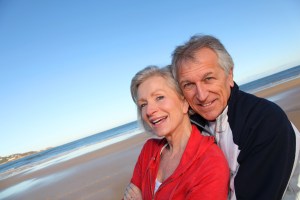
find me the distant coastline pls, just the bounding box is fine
[0,148,52,165]
[0,151,39,165]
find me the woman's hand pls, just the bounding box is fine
[123,183,142,200]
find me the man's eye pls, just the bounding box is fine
[183,82,194,90]
[205,77,213,81]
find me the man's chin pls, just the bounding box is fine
[198,112,218,121]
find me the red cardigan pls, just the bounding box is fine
[131,125,229,200]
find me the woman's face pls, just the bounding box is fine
[137,76,189,137]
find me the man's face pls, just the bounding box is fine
[178,48,234,121]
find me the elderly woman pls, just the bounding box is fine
[124,66,229,200]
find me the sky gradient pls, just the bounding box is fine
[1,0,300,156]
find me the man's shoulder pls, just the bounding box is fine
[230,87,283,118]
[228,87,291,145]
[230,88,290,131]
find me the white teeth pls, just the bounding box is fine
[201,102,212,107]
[151,117,166,124]
[153,119,161,124]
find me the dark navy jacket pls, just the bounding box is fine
[191,82,296,200]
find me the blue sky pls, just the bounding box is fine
[1,0,300,156]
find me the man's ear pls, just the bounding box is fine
[228,67,234,87]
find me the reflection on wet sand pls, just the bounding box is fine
[0,169,74,199]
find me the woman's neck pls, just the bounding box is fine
[164,117,192,156]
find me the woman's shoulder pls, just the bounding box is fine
[142,137,166,150]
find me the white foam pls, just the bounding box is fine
[0,129,143,180]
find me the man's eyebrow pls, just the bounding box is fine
[179,79,191,85]
[203,72,213,77]
[180,72,213,84]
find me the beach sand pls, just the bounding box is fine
[254,77,300,128]
[1,77,300,200]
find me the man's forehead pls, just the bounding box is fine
[178,61,212,77]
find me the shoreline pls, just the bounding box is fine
[0,132,151,200]
[254,76,300,98]
[0,128,142,179]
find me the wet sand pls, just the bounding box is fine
[1,77,300,200]
[0,133,151,200]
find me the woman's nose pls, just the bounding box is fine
[146,102,157,117]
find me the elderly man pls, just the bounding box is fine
[171,34,300,200]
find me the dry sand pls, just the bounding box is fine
[254,77,300,128]
[1,77,300,200]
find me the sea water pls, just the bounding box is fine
[0,121,142,181]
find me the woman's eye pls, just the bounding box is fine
[139,103,146,109]
[156,96,164,101]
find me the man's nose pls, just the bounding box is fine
[195,83,208,101]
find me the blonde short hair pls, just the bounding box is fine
[130,65,183,133]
